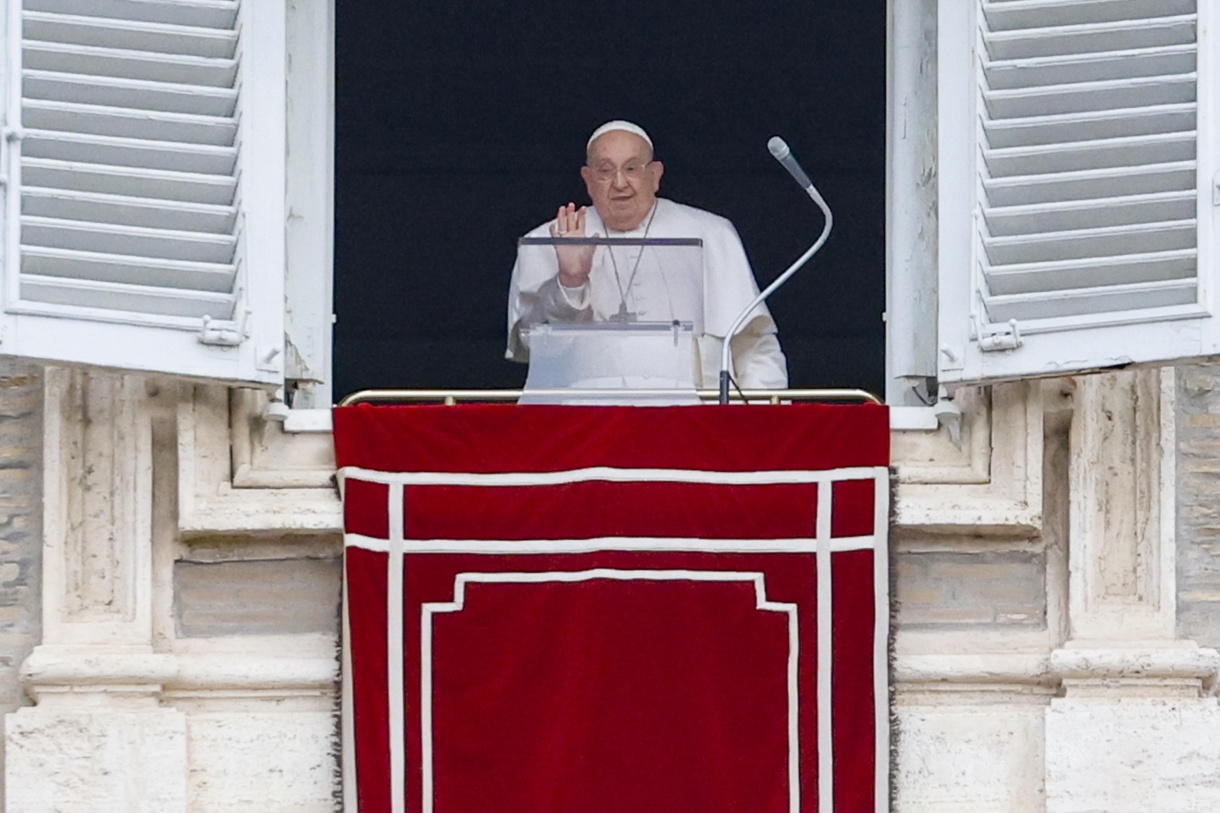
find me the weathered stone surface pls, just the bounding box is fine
[1045,698,1220,813]
[894,699,1046,812]
[1176,363,1220,646]
[186,707,337,812]
[0,362,41,810]
[895,550,1046,628]
[6,708,187,813]
[174,558,341,638]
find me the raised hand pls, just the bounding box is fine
[549,202,595,287]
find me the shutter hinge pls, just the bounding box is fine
[976,317,1023,352]
[198,313,248,347]
[0,127,19,190]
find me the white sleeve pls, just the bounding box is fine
[729,320,789,389]
[506,227,593,362]
[696,315,789,390]
[558,279,590,309]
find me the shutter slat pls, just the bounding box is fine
[983,131,1195,176]
[23,130,237,174]
[984,103,1194,149]
[983,73,1196,119]
[23,70,237,116]
[983,220,1196,266]
[25,0,238,30]
[23,246,236,292]
[984,279,1197,322]
[23,12,237,58]
[982,161,1196,206]
[24,41,238,87]
[20,275,236,319]
[23,100,236,146]
[23,158,237,205]
[984,249,1196,296]
[984,44,1195,90]
[982,0,1195,32]
[23,187,237,233]
[983,15,1195,60]
[983,191,1196,237]
[22,216,237,263]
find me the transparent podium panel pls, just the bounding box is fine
[510,237,704,404]
[520,322,699,405]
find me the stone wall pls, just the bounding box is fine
[894,548,1047,629]
[0,362,41,809]
[1176,362,1220,647]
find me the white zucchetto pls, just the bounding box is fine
[586,120,653,150]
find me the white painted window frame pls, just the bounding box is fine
[936,0,1220,386]
[284,0,335,407]
[0,0,288,387]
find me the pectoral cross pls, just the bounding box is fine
[609,301,638,323]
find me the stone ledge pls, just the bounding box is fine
[169,653,337,693]
[1050,643,1220,695]
[193,382,1047,539]
[21,645,337,703]
[894,382,1043,536]
[22,645,176,693]
[895,652,1054,689]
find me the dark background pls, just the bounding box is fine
[333,3,886,399]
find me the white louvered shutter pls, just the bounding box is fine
[0,0,285,385]
[937,0,1220,384]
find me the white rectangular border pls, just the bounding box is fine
[340,464,881,487]
[422,570,799,813]
[346,535,877,555]
[340,464,890,813]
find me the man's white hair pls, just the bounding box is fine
[586,120,653,151]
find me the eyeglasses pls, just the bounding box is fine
[587,161,653,182]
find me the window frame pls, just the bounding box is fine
[935,0,1220,387]
[0,0,288,387]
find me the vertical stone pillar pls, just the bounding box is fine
[5,368,185,813]
[1065,368,1172,643]
[1046,368,1220,813]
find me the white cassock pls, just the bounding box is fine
[506,198,789,389]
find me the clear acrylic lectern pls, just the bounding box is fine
[510,236,704,404]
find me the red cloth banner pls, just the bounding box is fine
[335,404,889,813]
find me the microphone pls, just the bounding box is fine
[767,136,813,190]
[768,136,830,212]
[719,137,833,404]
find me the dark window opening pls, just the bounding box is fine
[334,3,886,398]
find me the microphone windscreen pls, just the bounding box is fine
[767,136,790,159]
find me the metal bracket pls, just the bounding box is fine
[977,317,1022,352]
[198,312,248,347]
[262,387,290,422]
[0,127,17,190]
[257,344,282,373]
[932,386,963,445]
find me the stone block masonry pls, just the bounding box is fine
[0,361,42,808]
[1176,363,1220,647]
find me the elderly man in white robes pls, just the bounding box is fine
[506,120,789,390]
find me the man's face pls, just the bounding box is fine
[581,130,664,231]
